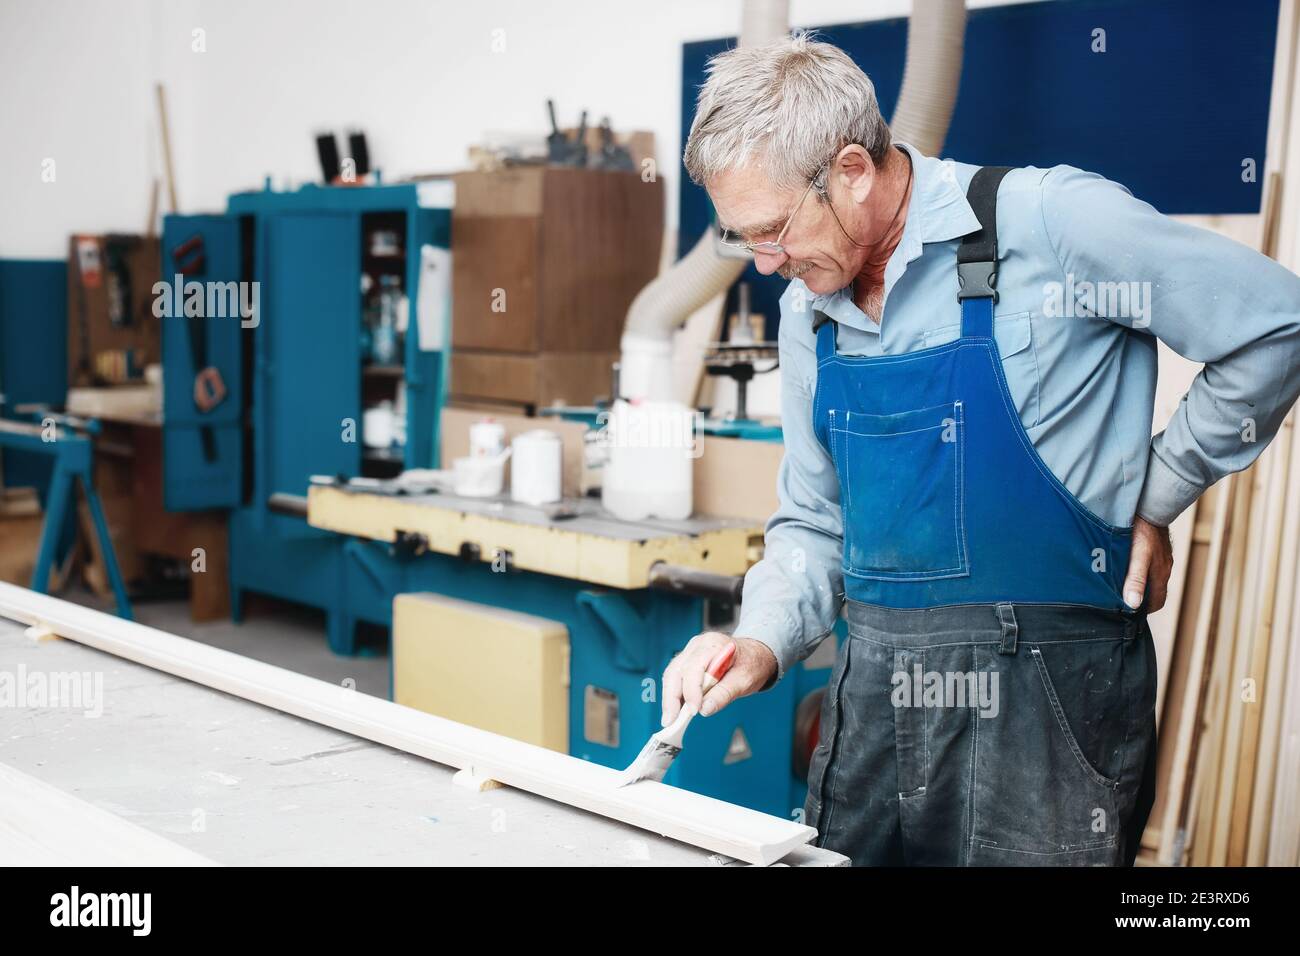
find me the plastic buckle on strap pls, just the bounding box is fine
[996,603,1018,655]
[957,260,999,303]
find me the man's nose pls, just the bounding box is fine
[752,249,787,276]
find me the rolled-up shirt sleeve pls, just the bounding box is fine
[1041,166,1300,527]
[735,289,845,681]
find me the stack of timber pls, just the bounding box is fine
[1138,3,1300,864]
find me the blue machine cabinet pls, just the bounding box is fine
[161,182,453,644]
[326,529,832,819]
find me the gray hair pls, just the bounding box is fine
[683,31,892,191]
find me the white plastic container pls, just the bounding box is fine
[601,399,695,521]
[363,401,395,449]
[617,332,675,402]
[510,430,563,506]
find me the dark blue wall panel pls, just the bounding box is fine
[0,259,68,495]
[680,0,1280,335]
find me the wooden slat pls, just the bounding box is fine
[1189,470,1256,865]
[1208,453,1274,864]
[0,583,815,866]
[1157,475,1235,864]
[0,762,214,866]
[1228,416,1295,863]
[1245,414,1300,863]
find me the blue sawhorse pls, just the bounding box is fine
[0,417,133,620]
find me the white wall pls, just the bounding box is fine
[0,0,951,259]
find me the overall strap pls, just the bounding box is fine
[813,312,837,362]
[957,166,1012,339]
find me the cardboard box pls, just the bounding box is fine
[451,167,663,354]
[450,349,616,410]
[694,435,783,523]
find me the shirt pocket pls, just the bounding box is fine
[828,401,970,581]
[921,311,1039,427]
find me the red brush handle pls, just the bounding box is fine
[700,641,737,694]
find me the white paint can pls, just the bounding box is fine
[510,429,563,506]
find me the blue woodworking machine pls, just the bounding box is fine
[158,180,833,818]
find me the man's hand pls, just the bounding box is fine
[1123,515,1174,611]
[661,633,778,725]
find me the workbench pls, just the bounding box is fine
[306,483,763,589]
[299,482,835,820]
[0,616,845,866]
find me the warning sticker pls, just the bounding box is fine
[723,726,752,765]
[584,685,619,748]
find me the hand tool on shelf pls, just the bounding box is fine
[169,233,224,461]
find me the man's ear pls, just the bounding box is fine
[832,144,875,204]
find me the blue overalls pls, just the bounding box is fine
[804,168,1159,866]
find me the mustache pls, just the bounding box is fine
[777,260,814,280]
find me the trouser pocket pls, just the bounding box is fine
[969,630,1155,865]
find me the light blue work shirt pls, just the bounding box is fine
[738,141,1300,678]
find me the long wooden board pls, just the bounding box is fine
[0,762,215,866]
[0,583,814,866]
[1157,475,1235,864]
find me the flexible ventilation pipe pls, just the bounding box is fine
[618,0,788,401]
[618,0,968,401]
[890,0,967,157]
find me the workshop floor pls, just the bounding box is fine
[58,587,392,698]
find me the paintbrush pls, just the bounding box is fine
[614,641,737,788]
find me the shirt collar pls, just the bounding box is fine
[806,141,981,333]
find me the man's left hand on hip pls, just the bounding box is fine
[1123,516,1174,612]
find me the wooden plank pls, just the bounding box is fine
[1263,0,1300,864]
[66,385,161,421]
[0,583,814,866]
[1268,585,1300,864]
[1186,478,1243,866]
[1157,474,1235,864]
[1189,469,1256,864]
[1142,493,1212,853]
[1245,415,1300,863]
[0,761,215,866]
[1208,454,1274,864]
[1228,415,1295,863]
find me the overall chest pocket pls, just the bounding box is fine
[829,401,969,580]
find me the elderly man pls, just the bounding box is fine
[659,33,1300,866]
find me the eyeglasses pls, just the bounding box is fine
[718,167,827,257]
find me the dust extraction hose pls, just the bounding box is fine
[618,0,968,400]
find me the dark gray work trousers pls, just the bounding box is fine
[805,602,1159,866]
